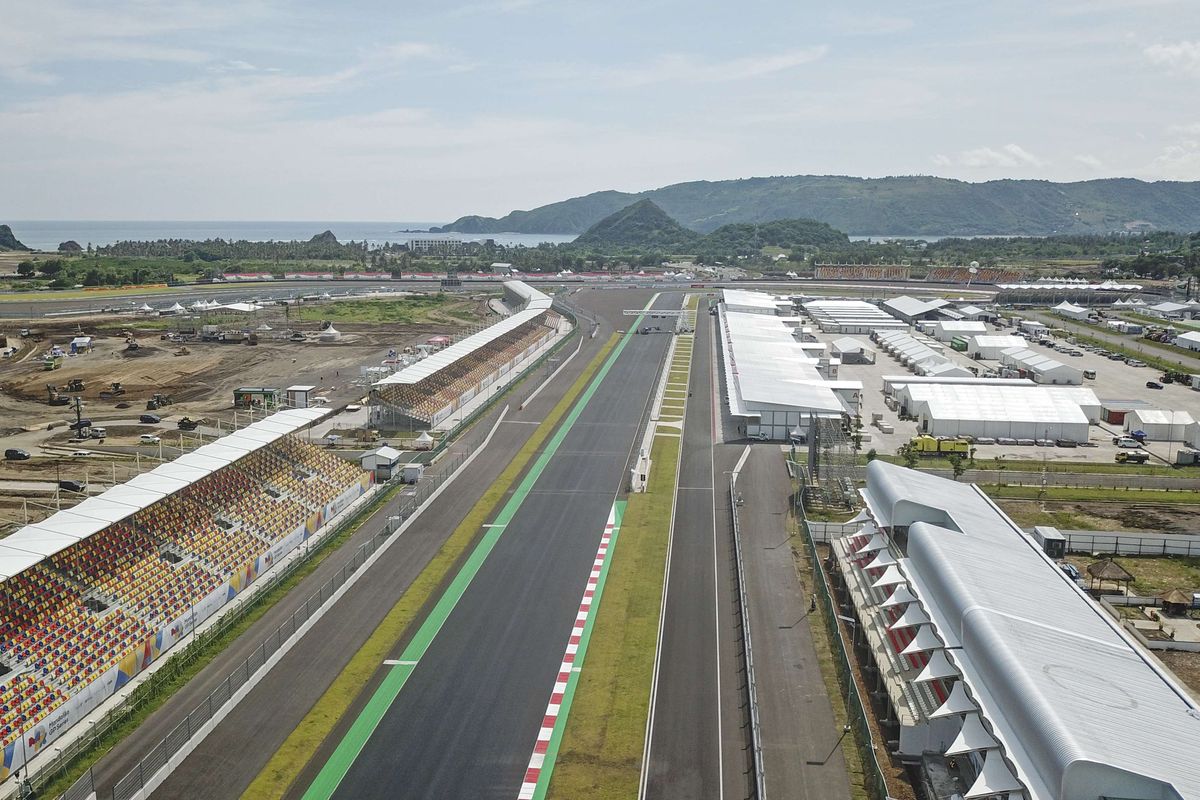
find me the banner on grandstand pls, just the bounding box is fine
[227,560,259,599]
[325,482,365,520]
[813,265,910,281]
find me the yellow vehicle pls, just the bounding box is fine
[910,435,941,453]
[938,438,970,455]
[909,435,970,456]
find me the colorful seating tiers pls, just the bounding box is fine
[375,312,558,422]
[0,434,367,753]
[0,675,68,750]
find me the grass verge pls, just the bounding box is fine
[546,433,680,800]
[37,481,409,800]
[982,484,1200,502]
[244,334,620,800]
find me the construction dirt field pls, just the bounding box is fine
[0,294,491,533]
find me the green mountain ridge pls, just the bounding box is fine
[432,175,1200,237]
[572,200,853,253]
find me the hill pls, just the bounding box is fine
[0,224,30,251]
[433,175,1200,237]
[700,218,849,253]
[572,199,700,250]
[309,230,339,244]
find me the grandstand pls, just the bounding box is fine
[814,264,910,281]
[0,409,371,781]
[925,267,1021,284]
[371,281,563,428]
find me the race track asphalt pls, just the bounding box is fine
[313,295,675,799]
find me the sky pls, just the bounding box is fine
[3,0,1200,221]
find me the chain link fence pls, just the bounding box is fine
[49,437,480,800]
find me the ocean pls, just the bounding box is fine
[5,221,577,252]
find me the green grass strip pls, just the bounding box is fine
[299,314,651,800]
[982,484,1200,503]
[546,435,681,800]
[245,334,620,800]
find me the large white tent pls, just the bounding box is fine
[999,347,1081,385]
[966,334,1027,360]
[1125,409,1196,441]
[896,383,1093,440]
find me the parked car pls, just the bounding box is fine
[58,479,87,493]
[139,413,161,424]
[70,450,92,457]
[1113,437,1142,448]
[4,448,31,460]
[1146,381,1164,389]
[139,434,161,444]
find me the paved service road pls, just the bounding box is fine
[298,297,675,799]
[738,445,851,800]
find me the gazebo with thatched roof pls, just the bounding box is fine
[1086,558,1134,595]
[1158,588,1193,616]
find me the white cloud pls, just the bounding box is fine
[933,143,1046,170]
[1144,40,1200,77]
[1074,153,1105,169]
[827,12,913,35]
[0,0,258,82]
[599,47,828,88]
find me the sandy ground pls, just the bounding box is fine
[0,297,488,532]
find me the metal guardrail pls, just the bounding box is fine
[728,470,766,800]
[50,440,478,800]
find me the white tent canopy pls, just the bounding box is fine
[965,751,1023,798]
[947,713,1000,755]
[914,648,959,683]
[900,625,944,655]
[931,680,978,718]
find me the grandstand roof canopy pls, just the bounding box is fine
[374,281,551,388]
[861,461,1200,800]
[0,407,330,580]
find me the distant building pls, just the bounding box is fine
[408,236,463,256]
